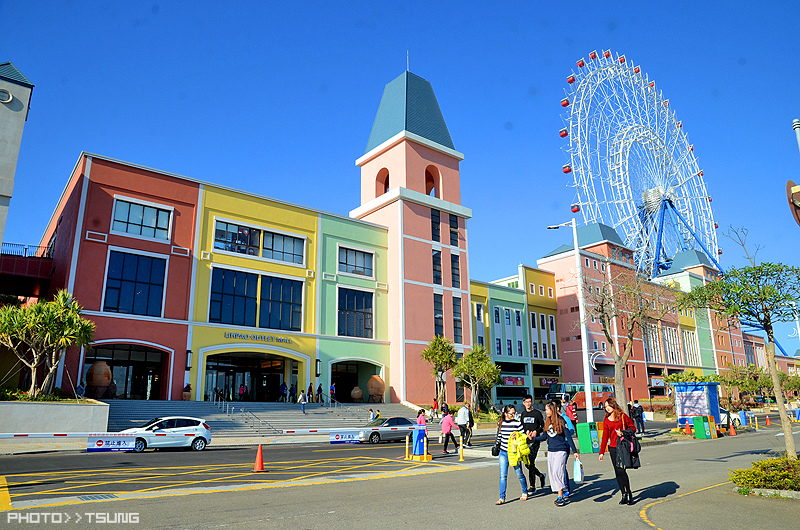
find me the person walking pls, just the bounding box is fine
[368,409,376,422]
[531,401,580,507]
[288,384,296,403]
[432,398,439,420]
[440,410,458,454]
[279,382,287,402]
[599,397,636,505]
[307,383,314,404]
[330,382,336,403]
[466,402,475,447]
[416,408,427,434]
[631,400,645,434]
[316,384,323,405]
[494,405,528,504]
[520,394,546,494]
[298,390,307,414]
[456,403,470,446]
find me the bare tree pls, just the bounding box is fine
[585,266,675,412]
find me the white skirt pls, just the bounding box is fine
[547,450,569,492]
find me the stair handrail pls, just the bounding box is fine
[211,390,235,416]
[240,408,281,436]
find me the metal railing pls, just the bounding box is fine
[0,243,52,258]
[211,391,235,416]
[240,409,280,436]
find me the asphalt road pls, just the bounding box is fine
[2,427,799,529]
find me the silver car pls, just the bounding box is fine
[358,417,415,444]
[121,416,211,452]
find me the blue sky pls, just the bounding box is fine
[2,1,800,350]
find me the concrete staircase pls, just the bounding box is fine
[102,400,419,437]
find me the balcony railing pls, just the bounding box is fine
[0,243,52,258]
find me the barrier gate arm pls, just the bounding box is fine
[283,425,427,434]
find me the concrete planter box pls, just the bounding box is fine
[0,400,109,433]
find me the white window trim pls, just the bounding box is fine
[548,287,554,298]
[212,216,308,268]
[336,242,377,281]
[335,284,377,339]
[208,263,306,332]
[538,285,544,296]
[110,195,174,244]
[100,246,170,319]
[529,283,535,294]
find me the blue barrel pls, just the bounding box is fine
[738,411,748,426]
[794,409,800,421]
[412,429,426,455]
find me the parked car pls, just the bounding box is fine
[121,417,211,452]
[357,417,414,444]
[718,408,740,427]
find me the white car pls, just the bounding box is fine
[121,416,211,452]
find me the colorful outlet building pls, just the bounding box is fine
[39,71,471,404]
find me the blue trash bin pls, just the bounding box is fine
[412,429,426,455]
[738,411,748,426]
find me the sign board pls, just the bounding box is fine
[673,382,721,426]
[329,432,360,444]
[540,377,559,386]
[650,377,665,388]
[87,434,135,452]
[503,376,525,386]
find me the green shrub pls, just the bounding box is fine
[0,387,78,402]
[729,457,800,492]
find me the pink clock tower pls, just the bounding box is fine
[350,72,472,404]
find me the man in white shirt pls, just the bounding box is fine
[456,403,471,446]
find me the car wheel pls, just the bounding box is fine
[369,432,380,444]
[134,438,147,453]
[191,437,207,451]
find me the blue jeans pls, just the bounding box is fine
[301,403,305,414]
[499,450,527,499]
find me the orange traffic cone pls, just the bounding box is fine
[684,421,692,436]
[253,444,265,472]
[766,415,772,426]
[729,423,737,436]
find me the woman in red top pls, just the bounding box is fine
[598,397,636,505]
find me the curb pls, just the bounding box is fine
[733,486,800,500]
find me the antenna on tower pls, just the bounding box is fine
[406,50,409,72]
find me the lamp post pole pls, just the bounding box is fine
[549,217,594,423]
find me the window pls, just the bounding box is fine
[593,340,599,350]
[477,336,484,347]
[475,303,483,322]
[590,315,595,323]
[113,199,171,240]
[338,288,373,338]
[529,283,535,294]
[214,221,260,256]
[515,310,521,327]
[494,307,500,324]
[530,312,536,328]
[539,285,545,296]
[449,214,459,246]
[496,338,502,355]
[505,308,511,325]
[260,275,303,331]
[585,258,590,267]
[602,342,607,351]
[540,314,546,330]
[601,263,606,272]
[548,287,554,298]
[542,343,548,359]
[263,231,304,264]
[432,251,442,285]
[209,268,258,326]
[531,342,538,358]
[451,254,460,288]
[593,260,597,269]
[549,315,555,331]
[455,381,464,402]
[338,247,374,277]
[431,209,440,242]
[453,297,462,344]
[507,339,512,355]
[517,341,523,356]
[104,251,166,317]
[434,294,444,337]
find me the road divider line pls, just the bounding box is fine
[640,481,728,529]
[0,477,12,511]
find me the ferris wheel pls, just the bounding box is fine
[560,49,722,278]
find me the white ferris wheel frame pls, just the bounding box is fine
[562,50,720,277]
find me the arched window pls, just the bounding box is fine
[425,166,440,198]
[375,168,389,197]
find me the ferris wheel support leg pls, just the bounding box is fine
[652,200,669,278]
[666,201,725,274]
[667,207,689,253]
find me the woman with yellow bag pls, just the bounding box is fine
[493,405,529,505]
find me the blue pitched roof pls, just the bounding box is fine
[365,71,454,154]
[541,223,626,258]
[0,62,33,87]
[666,249,716,272]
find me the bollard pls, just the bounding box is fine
[424,433,429,457]
[405,434,410,460]
[459,435,464,462]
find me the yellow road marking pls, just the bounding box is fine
[639,482,728,529]
[0,477,12,511]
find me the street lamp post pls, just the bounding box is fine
[548,217,594,423]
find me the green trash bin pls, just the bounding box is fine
[577,422,600,453]
[692,416,708,439]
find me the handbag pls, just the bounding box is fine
[573,459,584,483]
[491,425,501,456]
